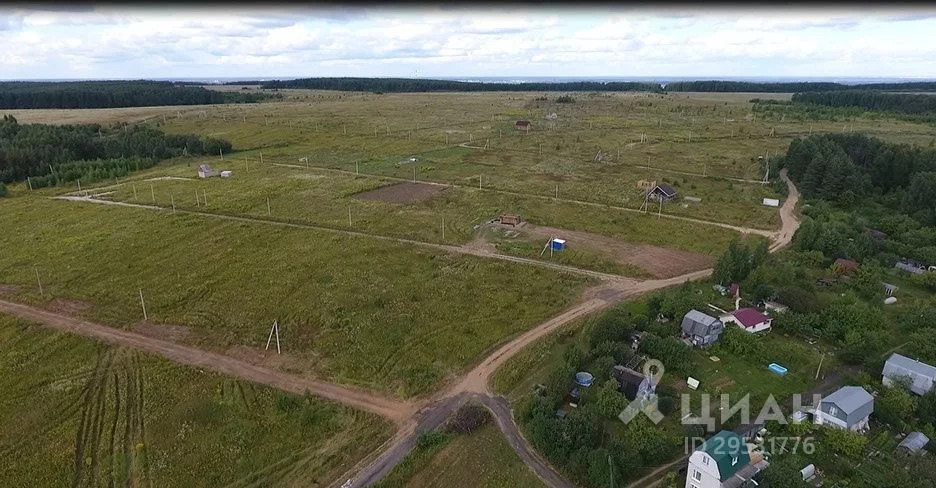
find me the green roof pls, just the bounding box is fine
[702,431,751,481]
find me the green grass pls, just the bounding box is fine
[375,424,545,488]
[0,195,592,398]
[0,314,392,487]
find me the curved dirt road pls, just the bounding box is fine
[17,173,801,488]
[338,172,800,488]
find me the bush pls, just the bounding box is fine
[0,182,6,197]
[445,403,490,434]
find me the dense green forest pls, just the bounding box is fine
[792,90,936,115]
[666,80,936,93]
[0,81,277,109]
[242,77,664,93]
[0,115,231,188]
[783,134,936,222]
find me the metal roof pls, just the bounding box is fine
[886,353,936,378]
[731,308,770,328]
[822,386,873,415]
[899,432,930,452]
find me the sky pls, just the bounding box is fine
[2,6,936,80]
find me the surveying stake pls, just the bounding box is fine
[265,320,281,354]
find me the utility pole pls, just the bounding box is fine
[34,266,43,297]
[815,353,825,380]
[348,207,352,227]
[139,289,147,321]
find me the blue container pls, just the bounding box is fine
[551,238,566,251]
[575,372,594,387]
[768,363,788,376]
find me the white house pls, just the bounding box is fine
[685,430,767,488]
[814,386,874,432]
[882,353,936,396]
[720,308,772,334]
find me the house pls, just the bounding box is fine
[814,386,874,432]
[611,365,655,401]
[197,164,218,178]
[681,310,725,347]
[898,432,930,454]
[685,430,768,488]
[720,308,772,334]
[514,120,532,131]
[832,258,860,276]
[882,353,936,396]
[647,183,678,202]
[761,300,789,313]
[895,260,926,275]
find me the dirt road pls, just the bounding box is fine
[32,173,801,488]
[53,194,625,282]
[0,299,415,424]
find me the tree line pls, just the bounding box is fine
[792,91,936,115]
[240,77,664,93]
[0,81,277,109]
[666,80,936,93]
[0,115,232,187]
[783,133,936,224]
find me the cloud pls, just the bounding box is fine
[1,9,935,79]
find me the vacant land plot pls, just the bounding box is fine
[0,196,590,397]
[521,224,712,278]
[375,424,544,488]
[0,314,392,487]
[353,182,449,203]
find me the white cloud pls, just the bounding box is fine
[0,8,935,79]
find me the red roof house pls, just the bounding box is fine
[721,307,772,333]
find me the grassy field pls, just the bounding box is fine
[0,313,392,487]
[0,195,592,398]
[375,424,544,488]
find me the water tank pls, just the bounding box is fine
[884,296,898,305]
[574,372,594,387]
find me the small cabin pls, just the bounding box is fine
[647,183,678,202]
[198,164,219,178]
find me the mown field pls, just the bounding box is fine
[0,196,591,397]
[0,314,392,487]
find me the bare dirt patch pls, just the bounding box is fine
[225,344,305,373]
[131,321,191,342]
[525,224,713,279]
[46,298,92,316]
[353,182,448,204]
[0,284,20,296]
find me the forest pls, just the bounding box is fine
[666,80,936,93]
[783,133,936,224]
[244,77,664,93]
[0,81,277,109]
[792,91,936,115]
[0,115,231,188]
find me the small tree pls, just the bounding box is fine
[0,182,7,197]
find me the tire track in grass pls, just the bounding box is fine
[134,353,154,488]
[73,350,114,488]
[106,370,121,488]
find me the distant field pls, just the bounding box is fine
[375,423,544,488]
[0,196,591,397]
[0,314,392,487]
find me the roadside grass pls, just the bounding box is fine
[0,196,592,398]
[0,314,392,487]
[374,424,544,488]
